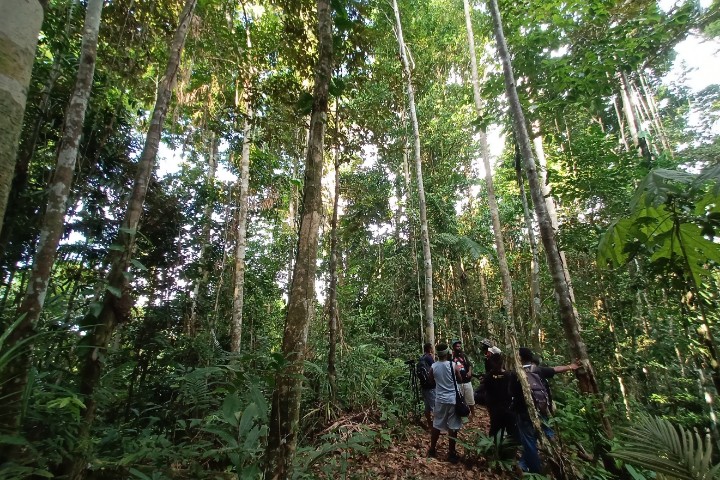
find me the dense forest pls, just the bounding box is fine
[1,0,720,478]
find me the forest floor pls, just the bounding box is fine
[325,407,516,479]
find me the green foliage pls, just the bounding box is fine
[598,167,720,288]
[612,415,720,480]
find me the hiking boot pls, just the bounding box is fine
[427,448,437,458]
[448,453,460,464]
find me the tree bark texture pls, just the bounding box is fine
[264,0,333,476]
[0,0,44,238]
[0,0,103,436]
[61,1,197,476]
[488,0,607,416]
[231,97,253,352]
[392,0,435,347]
[463,0,515,325]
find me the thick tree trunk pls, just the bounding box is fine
[0,0,103,436]
[263,0,333,476]
[231,98,253,352]
[488,0,611,437]
[0,0,44,238]
[60,1,196,476]
[463,0,515,325]
[187,132,218,335]
[392,0,434,347]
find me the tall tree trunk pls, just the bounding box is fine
[463,0,515,326]
[60,1,196,476]
[230,21,254,353]
[487,0,611,437]
[0,0,103,437]
[264,0,333,476]
[619,70,652,165]
[392,0,434,347]
[187,132,218,335]
[231,96,253,352]
[532,127,579,320]
[515,148,542,351]
[327,116,340,403]
[0,0,44,238]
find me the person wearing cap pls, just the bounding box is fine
[480,338,495,373]
[427,343,463,463]
[451,339,475,417]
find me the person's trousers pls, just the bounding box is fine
[515,413,553,473]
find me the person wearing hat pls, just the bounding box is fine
[480,338,497,374]
[427,344,463,463]
[451,339,475,417]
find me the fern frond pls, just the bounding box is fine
[611,415,719,480]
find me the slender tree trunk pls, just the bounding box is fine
[487,0,611,437]
[59,2,196,476]
[619,70,652,165]
[392,0,434,347]
[515,149,542,351]
[230,22,254,353]
[463,0,515,327]
[0,0,103,436]
[532,128,579,319]
[264,0,333,476]
[231,98,253,352]
[187,132,218,335]
[0,0,44,237]
[327,117,340,403]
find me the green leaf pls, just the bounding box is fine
[108,244,125,252]
[106,285,122,298]
[130,259,148,271]
[222,393,242,427]
[238,402,259,437]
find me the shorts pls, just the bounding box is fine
[422,388,436,413]
[460,382,475,406]
[433,402,463,432]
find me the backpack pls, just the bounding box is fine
[523,365,550,416]
[417,357,435,388]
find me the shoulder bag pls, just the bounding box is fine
[450,361,470,417]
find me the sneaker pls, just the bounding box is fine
[427,448,437,458]
[448,453,460,464]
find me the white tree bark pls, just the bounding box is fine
[231,99,253,352]
[463,0,515,326]
[0,0,103,436]
[0,0,44,236]
[392,0,435,346]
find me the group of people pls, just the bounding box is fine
[418,338,579,473]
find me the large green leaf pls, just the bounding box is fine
[612,415,720,480]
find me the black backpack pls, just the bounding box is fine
[523,365,550,416]
[417,357,435,388]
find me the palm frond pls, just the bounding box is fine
[611,415,720,480]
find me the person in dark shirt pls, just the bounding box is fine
[419,343,436,429]
[509,347,579,473]
[483,350,514,439]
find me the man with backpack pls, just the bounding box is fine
[417,343,436,429]
[509,347,579,473]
